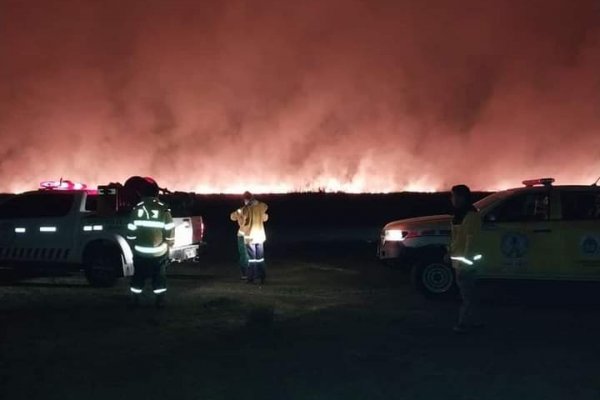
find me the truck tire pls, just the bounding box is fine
[411,257,456,299]
[83,241,123,287]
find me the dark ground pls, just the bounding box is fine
[1,193,600,400]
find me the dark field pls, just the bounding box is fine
[1,193,600,400]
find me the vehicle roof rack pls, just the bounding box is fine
[522,178,555,187]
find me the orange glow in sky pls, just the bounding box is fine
[1,1,599,194]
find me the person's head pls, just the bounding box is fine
[140,180,159,198]
[243,191,253,205]
[451,184,472,209]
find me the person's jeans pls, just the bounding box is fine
[237,235,249,276]
[455,267,480,326]
[246,242,265,281]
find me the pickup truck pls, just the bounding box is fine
[378,178,600,298]
[0,188,204,286]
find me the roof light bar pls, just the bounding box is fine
[522,178,555,187]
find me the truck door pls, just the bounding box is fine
[556,190,600,279]
[476,189,562,279]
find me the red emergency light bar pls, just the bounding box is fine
[522,178,555,187]
[40,179,94,192]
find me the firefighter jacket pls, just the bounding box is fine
[450,210,481,269]
[236,200,269,244]
[126,197,175,258]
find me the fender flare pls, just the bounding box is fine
[80,233,134,277]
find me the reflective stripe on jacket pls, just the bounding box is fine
[127,197,174,258]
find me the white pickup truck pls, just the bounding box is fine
[0,188,204,286]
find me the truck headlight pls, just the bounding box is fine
[384,229,406,241]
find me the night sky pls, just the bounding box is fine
[1,0,599,193]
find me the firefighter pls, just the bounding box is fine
[126,184,174,308]
[449,184,484,333]
[230,204,250,280]
[239,191,269,284]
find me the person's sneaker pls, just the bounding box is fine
[155,295,165,309]
[453,324,470,334]
[241,275,248,281]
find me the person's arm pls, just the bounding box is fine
[126,208,138,241]
[164,209,175,247]
[230,208,243,222]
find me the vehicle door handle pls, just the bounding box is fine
[532,228,552,233]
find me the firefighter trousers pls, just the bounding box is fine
[246,242,265,282]
[131,255,169,295]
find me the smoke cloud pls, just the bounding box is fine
[1,0,599,193]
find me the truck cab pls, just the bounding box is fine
[378,179,600,297]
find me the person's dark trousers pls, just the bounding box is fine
[455,267,480,327]
[130,254,169,295]
[237,235,249,277]
[246,242,265,282]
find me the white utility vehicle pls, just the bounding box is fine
[0,178,204,286]
[378,178,600,297]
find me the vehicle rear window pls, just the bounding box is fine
[0,193,75,218]
[561,191,600,220]
[85,195,98,212]
[490,191,551,222]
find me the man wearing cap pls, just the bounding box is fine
[449,184,484,333]
[238,191,269,284]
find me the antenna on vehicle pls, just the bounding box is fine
[593,176,600,186]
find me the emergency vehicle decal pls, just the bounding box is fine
[501,233,529,258]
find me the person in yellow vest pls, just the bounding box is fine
[449,184,484,333]
[230,203,250,280]
[126,184,174,308]
[239,191,269,284]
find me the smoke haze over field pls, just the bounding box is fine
[1,0,599,193]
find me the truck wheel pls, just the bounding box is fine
[411,259,456,299]
[83,242,122,288]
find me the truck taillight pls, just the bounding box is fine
[191,217,204,243]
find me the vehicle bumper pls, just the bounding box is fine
[169,243,201,262]
[377,241,414,266]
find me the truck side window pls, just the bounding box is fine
[85,195,98,212]
[491,192,550,222]
[0,193,75,218]
[561,191,600,220]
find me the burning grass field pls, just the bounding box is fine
[1,193,600,400]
